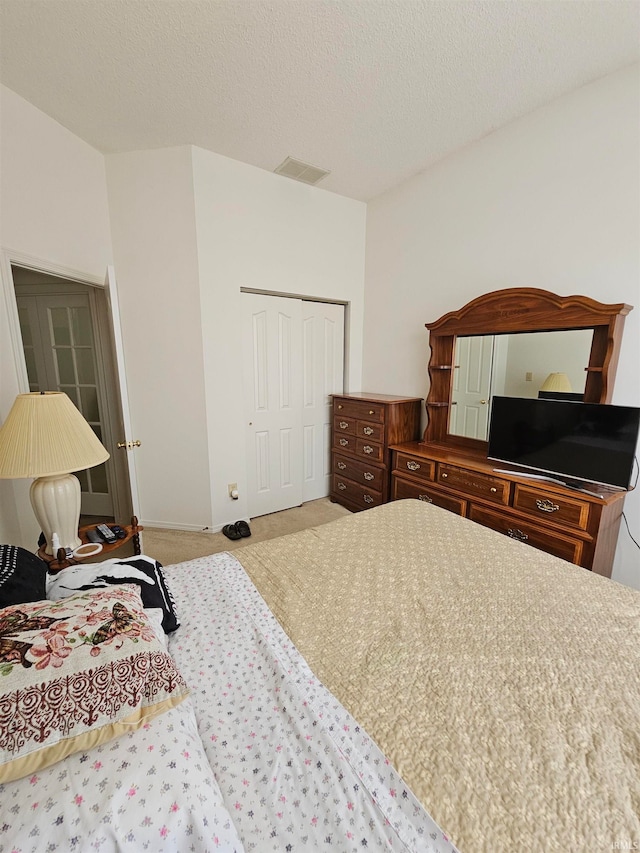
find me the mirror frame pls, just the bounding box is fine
[422,287,632,452]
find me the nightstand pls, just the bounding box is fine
[38,516,144,573]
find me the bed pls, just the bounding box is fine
[1,499,639,851]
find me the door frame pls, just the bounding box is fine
[0,249,137,524]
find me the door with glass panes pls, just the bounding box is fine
[16,291,113,517]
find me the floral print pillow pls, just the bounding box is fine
[0,584,189,783]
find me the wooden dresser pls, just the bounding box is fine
[391,441,626,577]
[330,393,422,512]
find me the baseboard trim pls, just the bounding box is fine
[140,520,218,533]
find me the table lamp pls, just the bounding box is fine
[0,391,110,555]
[540,372,572,393]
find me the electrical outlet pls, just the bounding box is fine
[525,372,533,381]
[228,483,238,499]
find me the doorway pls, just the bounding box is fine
[450,334,495,440]
[242,292,345,517]
[12,266,133,524]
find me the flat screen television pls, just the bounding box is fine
[538,391,584,402]
[487,397,640,492]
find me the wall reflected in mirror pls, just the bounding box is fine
[449,329,593,440]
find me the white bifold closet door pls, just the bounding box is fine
[242,293,344,518]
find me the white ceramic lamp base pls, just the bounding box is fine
[30,473,82,555]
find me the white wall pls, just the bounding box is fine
[0,84,366,540]
[502,330,593,398]
[0,85,113,546]
[105,145,366,532]
[105,147,211,530]
[364,64,640,588]
[191,147,366,529]
[0,87,113,276]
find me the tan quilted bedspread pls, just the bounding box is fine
[235,499,640,853]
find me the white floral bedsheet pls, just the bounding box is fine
[0,697,243,852]
[1,550,458,853]
[166,552,457,853]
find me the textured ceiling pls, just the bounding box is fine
[0,0,638,201]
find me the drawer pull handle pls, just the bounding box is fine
[363,426,374,436]
[337,404,343,409]
[339,421,349,429]
[363,472,374,481]
[406,460,421,471]
[441,472,448,479]
[363,445,374,454]
[507,528,529,542]
[363,494,374,504]
[337,461,347,470]
[536,498,560,513]
[339,438,349,446]
[368,410,375,415]
[418,494,433,503]
[337,482,347,490]
[490,487,497,493]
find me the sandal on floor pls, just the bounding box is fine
[235,520,251,538]
[222,523,242,541]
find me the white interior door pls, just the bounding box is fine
[104,266,141,522]
[451,334,494,439]
[243,294,304,517]
[301,300,344,501]
[243,294,345,517]
[15,291,113,516]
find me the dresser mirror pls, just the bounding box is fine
[449,328,593,440]
[422,288,632,451]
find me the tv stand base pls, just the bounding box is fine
[491,469,614,500]
[390,441,627,578]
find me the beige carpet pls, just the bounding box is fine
[140,498,352,566]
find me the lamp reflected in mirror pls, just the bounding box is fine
[538,371,585,402]
[540,372,572,393]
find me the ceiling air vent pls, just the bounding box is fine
[274,156,330,186]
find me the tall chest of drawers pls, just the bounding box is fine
[391,441,627,578]
[330,393,422,512]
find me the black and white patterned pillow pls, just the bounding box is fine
[0,545,48,607]
[46,555,180,633]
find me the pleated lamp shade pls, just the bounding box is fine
[0,392,110,555]
[0,392,109,478]
[539,372,572,393]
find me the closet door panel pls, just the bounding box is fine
[243,293,304,516]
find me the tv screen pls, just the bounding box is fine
[537,391,584,402]
[487,397,640,491]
